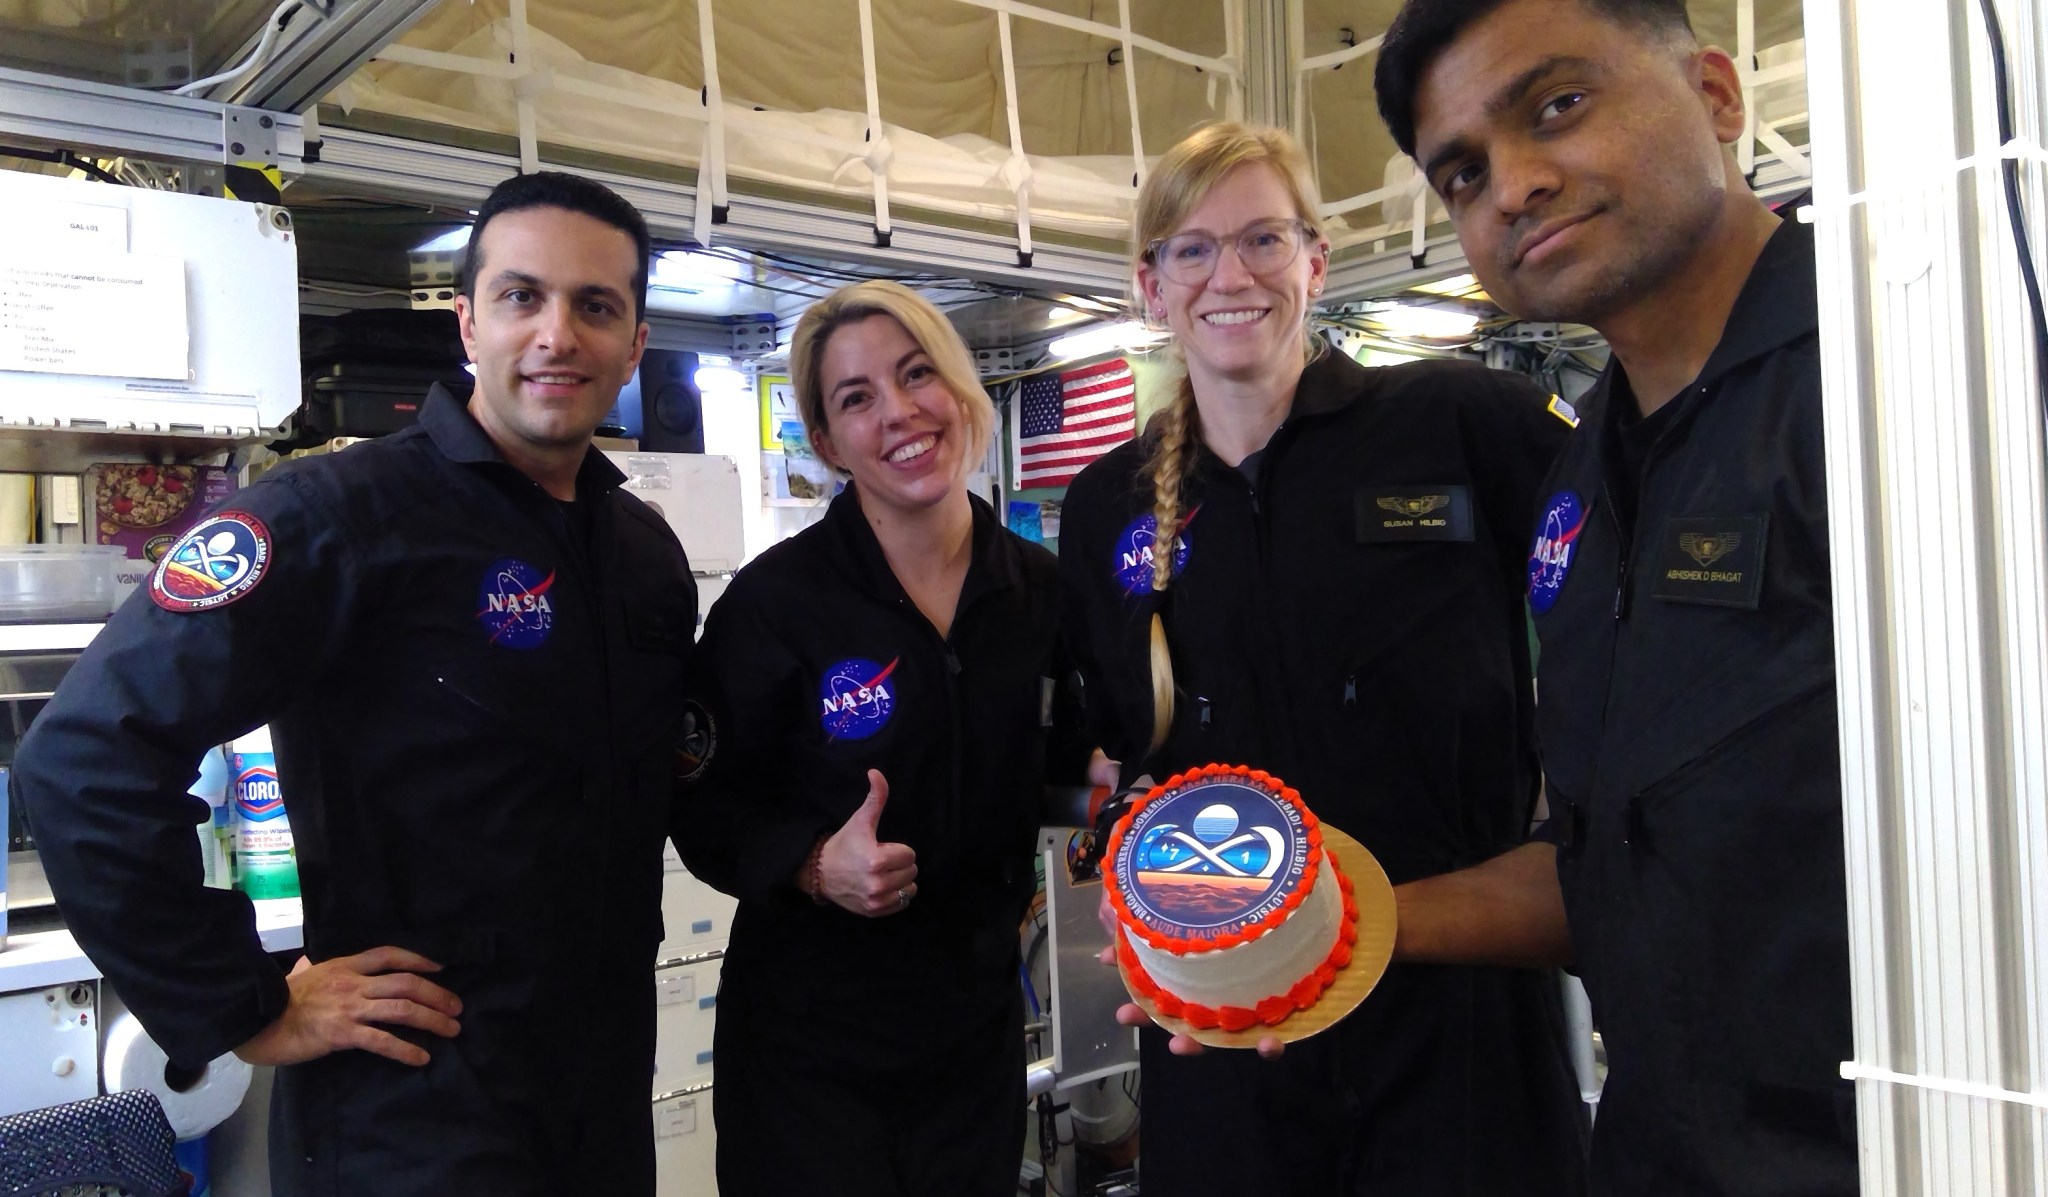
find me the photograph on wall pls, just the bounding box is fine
[758,373,798,451]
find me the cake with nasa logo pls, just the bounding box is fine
[1104,764,1364,1035]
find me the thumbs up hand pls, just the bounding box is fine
[816,769,920,917]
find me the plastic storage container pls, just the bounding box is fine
[0,546,124,622]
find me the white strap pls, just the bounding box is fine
[1297,33,1383,73]
[995,5,1034,258]
[951,0,1235,75]
[1755,121,1811,181]
[857,0,893,237]
[1118,0,1146,189]
[373,43,522,79]
[1841,1062,2048,1111]
[509,0,538,173]
[1287,0,1306,142]
[1738,0,1756,176]
[1807,138,2048,214]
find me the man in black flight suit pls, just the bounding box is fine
[1370,1,1856,1194]
[13,171,697,1195]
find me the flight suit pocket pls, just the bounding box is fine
[626,598,693,655]
[1547,786,1605,990]
[431,664,580,762]
[1621,682,1847,1130]
[275,1051,347,1197]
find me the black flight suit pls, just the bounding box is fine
[13,386,697,1196]
[1530,218,1857,1195]
[677,488,1089,1197]
[1059,348,1589,1195]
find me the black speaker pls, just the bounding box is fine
[638,349,704,453]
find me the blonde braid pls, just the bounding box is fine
[1141,375,1200,754]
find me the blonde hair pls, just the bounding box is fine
[788,279,996,479]
[1133,122,1328,753]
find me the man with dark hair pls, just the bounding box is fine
[1375,0,1697,163]
[458,170,652,319]
[1370,2,1857,1194]
[15,170,696,1194]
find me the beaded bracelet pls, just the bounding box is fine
[805,836,828,906]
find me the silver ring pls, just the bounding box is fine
[897,887,911,910]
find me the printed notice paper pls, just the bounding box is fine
[19,200,128,253]
[0,249,189,380]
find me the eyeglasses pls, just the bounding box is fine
[1145,218,1315,285]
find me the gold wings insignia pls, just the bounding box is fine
[1376,494,1451,518]
[1680,532,1740,567]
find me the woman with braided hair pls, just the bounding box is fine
[1058,122,1589,1194]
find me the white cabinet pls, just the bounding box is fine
[654,1087,718,1196]
[0,982,98,1117]
[659,842,738,959]
[652,847,728,1196]
[652,957,722,1095]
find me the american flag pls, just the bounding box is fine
[1013,359,1137,488]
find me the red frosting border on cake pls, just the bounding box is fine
[1119,849,1361,1031]
[1103,763,1323,955]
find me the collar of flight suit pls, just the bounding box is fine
[816,483,1025,618]
[1282,342,1374,421]
[1167,344,1369,487]
[1691,211,1820,391]
[1579,210,1820,445]
[419,382,629,498]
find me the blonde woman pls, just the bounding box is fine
[1058,123,1588,1193]
[676,280,1089,1196]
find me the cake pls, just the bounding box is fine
[1104,764,1359,1033]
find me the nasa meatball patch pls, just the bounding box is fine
[150,512,272,612]
[1528,491,1586,616]
[1111,512,1193,595]
[477,558,557,649]
[819,656,898,742]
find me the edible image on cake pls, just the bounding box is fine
[1118,779,1311,939]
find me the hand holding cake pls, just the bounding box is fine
[1088,771,1284,1056]
[1099,764,1397,1050]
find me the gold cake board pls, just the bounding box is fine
[1117,824,1398,1050]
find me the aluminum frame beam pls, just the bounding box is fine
[201,0,442,114]
[0,65,304,169]
[303,126,1131,296]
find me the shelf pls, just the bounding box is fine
[0,425,263,474]
[0,897,303,994]
[0,623,103,653]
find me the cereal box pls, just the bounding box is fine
[84,464,237,600]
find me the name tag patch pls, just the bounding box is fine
[1355,485,1474,543]
[1651,514,1768,607]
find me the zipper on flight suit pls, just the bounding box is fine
[1239,421,1309,771]
[1602,382,1705,623]
[537,477,617,776]
[1602,477,1632,622]
[898,594,969,881]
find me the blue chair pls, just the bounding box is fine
[0,1089,182,1197]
